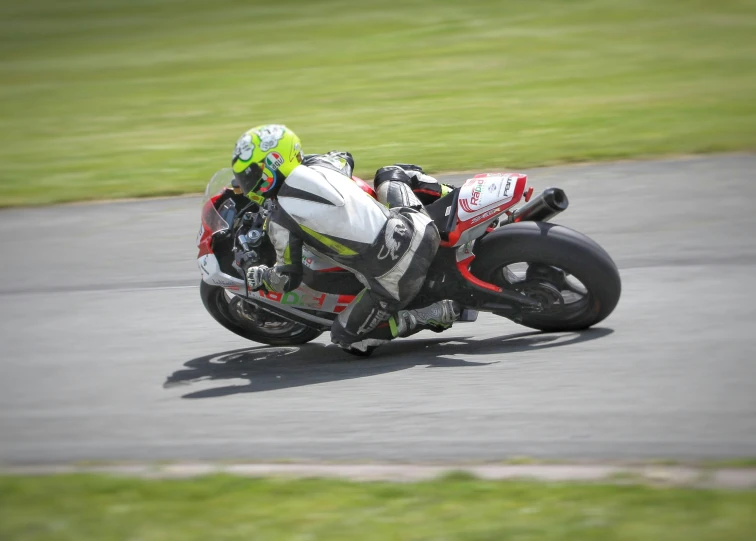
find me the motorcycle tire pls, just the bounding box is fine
[200,280,324,346]
[470,221,621,331]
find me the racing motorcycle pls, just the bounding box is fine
[197,168,621,349]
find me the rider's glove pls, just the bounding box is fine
[246,265,269,291]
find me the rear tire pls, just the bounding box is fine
[470,222,621,331]
[200,281,324,346]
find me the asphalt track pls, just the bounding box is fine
[1,155,755,464]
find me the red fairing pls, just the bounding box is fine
[197,194,222,258]
[197,231,214,258]
[352,176,377,199]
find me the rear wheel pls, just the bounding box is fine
[470,222,621,331]
[200,281,324,345]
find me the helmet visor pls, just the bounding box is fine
[234,163,264,196]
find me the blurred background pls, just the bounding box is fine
[1,0,754,205]
[1,1,756,539]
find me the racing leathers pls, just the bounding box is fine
[247,152,457,350]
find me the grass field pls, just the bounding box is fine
[1,474,755,540]
[1,0,754,206]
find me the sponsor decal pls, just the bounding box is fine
[264,151,284,171]
[255,289,328,308]
[252,288,354,313]
[255,125,285,152]
[470,206,503,224]
[199,256,209,275]
[357,307,391,335]
[459,180,488,212]
[499,176,515,197]
[233,133,254,161]
[212,277,241,288]
[469,178,486,206]
[377,216,409,261]
[459,198,475,213]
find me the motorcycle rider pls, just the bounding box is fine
[231,124,460,353]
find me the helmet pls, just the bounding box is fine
[231,125,303,203]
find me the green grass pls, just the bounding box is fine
[1,475,755,540]
[1,0,755,206]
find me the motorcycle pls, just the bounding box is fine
[197,168,621,350]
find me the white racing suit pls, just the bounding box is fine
[255,152,451,350]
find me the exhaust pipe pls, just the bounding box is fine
[507,187,568,224]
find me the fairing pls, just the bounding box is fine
[444,173,527,246]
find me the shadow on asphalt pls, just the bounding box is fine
[163,328,613,399]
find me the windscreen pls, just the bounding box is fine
[203,168,235,204]
[200,168,236,235]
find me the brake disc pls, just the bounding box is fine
[517,280,565,313]
[229,296,265,323]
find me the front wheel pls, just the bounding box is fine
[470,222,621,331]
[200,281,324,345]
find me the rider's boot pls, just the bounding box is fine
[392,300,461,337]
[332,299,460,355]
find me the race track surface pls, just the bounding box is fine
[1,155,755,464]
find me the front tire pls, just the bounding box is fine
[470,222,621,331]
[200,281,324,346]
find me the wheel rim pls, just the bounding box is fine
[493,262,591,318]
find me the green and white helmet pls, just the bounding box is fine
[231,124,303,203]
